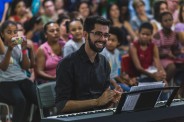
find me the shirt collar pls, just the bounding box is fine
[79,44,100,63]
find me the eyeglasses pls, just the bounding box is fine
[90,31,110,39]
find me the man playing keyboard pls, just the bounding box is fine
[56,15,122,114]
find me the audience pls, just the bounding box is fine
[41,0,58,25]
[57,14,70,43]
[16,22,35,82]
[129,22,166,83]
[166,0,180,24]
[63,19,85,57]
[0,0,184,121]
[76,1,91,22]
[54,0,67,15]
[130,0,153,35]
[0,20,39,122]
[107,3,137,46]
[101,26,137,92]
[151,0,169,35]
[152,12,179,84]
[9,0,32,24]
[35,22,64,84]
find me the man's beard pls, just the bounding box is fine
[88,35,106,53]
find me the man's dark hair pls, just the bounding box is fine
[109,26,126,44]
[139,22,153,34]
[84,15,111,33]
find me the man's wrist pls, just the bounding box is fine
[95,98,100,107]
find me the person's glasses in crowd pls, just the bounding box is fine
[90,31,110,39]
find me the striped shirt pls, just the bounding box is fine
[152,30,178,55]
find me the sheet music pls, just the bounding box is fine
[122,82,165,111]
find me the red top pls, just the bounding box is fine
[133,41,154,69]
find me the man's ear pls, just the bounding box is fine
[83,31,88,40]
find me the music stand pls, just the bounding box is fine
[114,86,180,114]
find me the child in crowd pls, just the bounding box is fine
[0,20,39,122]
[63,19,85,57]
[17,22,35,82]
[101,27,137,92]
[153,12,179,84]
[9,0,32,24]
[129,22,167,83]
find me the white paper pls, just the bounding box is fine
[122,82,165,111]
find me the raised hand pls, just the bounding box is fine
[8,38,17,50]
[21,36,27,50]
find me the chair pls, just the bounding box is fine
[0,102,10,121]
[36,82,56,119]
[121,54,139,78]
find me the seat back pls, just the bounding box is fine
[0,102,10,121]
[121,54,139,78]
[36,82,56,118]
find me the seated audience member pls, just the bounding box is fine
[35,22,64,84]
[153,12,180,84]
[101,27,137,92]
[76,1,91,22]
[9,0,32,24]
[107,3,137,43]
[0,21,39,122]
[151,0,169,35]
[54,0,67,15]
[129,22,166,83]
[57,14,70,43]
[55,15,121,114]
[41,0,58,25]
[16,22,35,82]
[24,15,43,45]
[63,19,85,57]
[130,0,153,35]
[166,0,179,24]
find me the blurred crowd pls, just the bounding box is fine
[1,0,184,121]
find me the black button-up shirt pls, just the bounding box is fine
[55,44,111,111]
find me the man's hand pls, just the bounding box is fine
[97,87,115,106]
